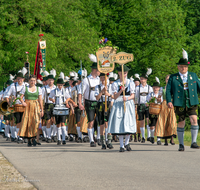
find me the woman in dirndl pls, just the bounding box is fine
[155,75,177,145]
[19,75,44,147]
[107,65,137,152]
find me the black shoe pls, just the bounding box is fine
[101,144,106,149]
[62,140,66,145]
[69,136,73,141]
[52,136,57,142]
[190,142,200,149]
[42,137,46,141]
[90,141,96,147]
[47,138,52,143]
[27,141,32,147]
[141,137,145,143]
[129,135,133,142]
[107,143,114,149]
[164,142,168,146]
[157,141,161,145]
[32,139,37,146]
[83,137,87,143]
[97,139,102,146]
[11,137,15,142]
[178,144,185,151]
[77,137,82,143]
[57,140,61,145]
[125,144,132,151]
[119,147,125,152]
[86,136,90,142]
[147,137,150,141]
[65,136,68,141]
[23,138,28,143]
[170,140,175,145]
[36,141,41,145]
[17,138,24,144]
[6,137,11,141]
[138,136,141,142]
[150,137,154,144]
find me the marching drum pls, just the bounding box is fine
[53,105,69,116]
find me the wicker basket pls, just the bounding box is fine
[149,103,161,115]
[14,104,25,112]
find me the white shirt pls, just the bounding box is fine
[20,85,42,96]
[135,84,153,104]
[179,72,188,90]
[111,79,135,95]
[95,83,112,102]
[49,87,71,105]
[78,74,100,101]
[4,82,26,104]
[146,92,163,103]
[42,85,56,104]
[71,85,80,103]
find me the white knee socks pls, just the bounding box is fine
[66,126,68,136]
[46,128,51,139]
[147,125,150,138]
[5,125,10,137]
[76,126,82,138]
[105,128,108,141]
[61,127,66,141]
[57,127,61,141]
[88,128,94,143]
[140,127,145,139]
[97,126,100,139]
[42,126,47,138]
[150,128,155,138]
[119,135,124,148]
[125,135,130,146]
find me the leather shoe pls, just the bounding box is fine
[170,140,175,145]
[178,144,185,151]
[101,144,106,149]
[62,140,66,145]
[191,142,200,149]
[125,144,131,151]
[90,141,96,147]
[107,143,114,149]
[57,140,61,145]
[147,137,150,141]
[157,141,161,145]
[97,139,102,146]
[141,137,145,143]
[138,136,141,142]
[119,147,125,152]
[77,137,82,143]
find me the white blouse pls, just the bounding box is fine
[20,85,42,95]
[111,79,135,94]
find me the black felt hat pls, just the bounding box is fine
[116,65,130,72]
[152,82,160,87]
[6,80,13,85]
[134,78,140,82]
[16,72,24,78]
[176,58,189,65]
[90,62,97,69]
[47,74,55,80]
[64,82,70,87]
[56,78,65,84]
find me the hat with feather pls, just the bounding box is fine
[134,73,140,82]
[140,68,152,79]
[176,49,190,65]
[153,77,161,87]
[89,54,97,69]
[48,69,56,80]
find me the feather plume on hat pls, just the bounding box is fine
[182,48,188,61]
[82,68,87,77]
[130,76,134,82]
[21,67,27,76]
[50,69,56,78]
[64,76,70,82]
[18,70,22,73]
[37,79,43,85]
[113,73,118,80]
[109,72,114,78]
[9,74,15,81]
[134,74,140,80]
[155,77,160,84]
[146,68,152,78]
[59,72,65,80]
[43,71,49,77]
[89,54,97,62]
[73,71,78,78]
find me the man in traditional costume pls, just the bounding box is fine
[135,69,153,143]
[166,49,200,151]
[78,55,100,147]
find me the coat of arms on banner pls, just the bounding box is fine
[96,46,117,73]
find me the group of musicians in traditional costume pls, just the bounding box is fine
[1,49,200,152]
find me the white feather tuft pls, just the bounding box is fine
[134,74,140,80]
[130,76,134,82]
[113,73,118,80]
[43,71,49,77]
[18,70,22,73]
[182,48,188,60]
[59,72,65,80]
[82,68,87,77]
[50,69,56,78]
[69,72,75,77]
[9,74,15,81]
[109,72,114,78]
[64,76,70,82]
[155,77,160,84]
[21,67,27,76]
[89,54,97,62]
[37,79,43,85]
[146,68,152,77]
[73,71,78,78]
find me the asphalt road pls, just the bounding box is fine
[0,135,200,190]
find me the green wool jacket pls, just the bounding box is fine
[166,71,200,107]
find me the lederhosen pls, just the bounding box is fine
[74,86,82,124]
[137,85,150,121]
[148,93,159,127]
[97,84,111,125]
[13,83,24,124]
[85,78,98,122]
[44,87,55,121]
[54,88,67,125]
[174,89,197,122]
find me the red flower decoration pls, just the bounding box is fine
[25,52,29,54]
[107,73,109,76]
[188,62,190,64]
[119,86,122,89]
[39,34,44,37]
